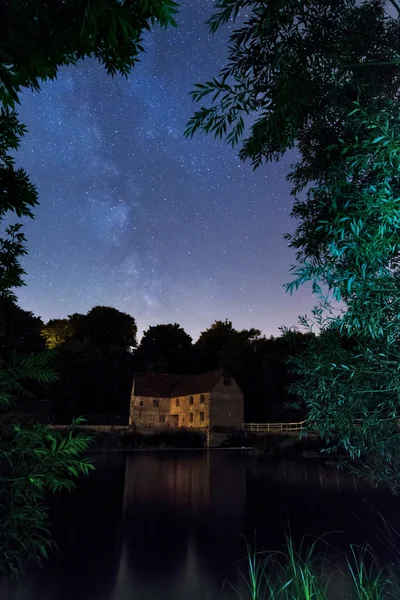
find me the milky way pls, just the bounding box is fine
[13,0,314,340]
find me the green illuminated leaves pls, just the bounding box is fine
[187,0,400,488]
[0,0,179,577]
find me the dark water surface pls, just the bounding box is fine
[2,450,400,600]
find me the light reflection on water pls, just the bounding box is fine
[1,451,399,600]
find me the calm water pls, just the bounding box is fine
[2,451,400,600]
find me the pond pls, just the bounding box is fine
[2,450,400,599]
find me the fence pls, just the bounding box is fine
[243,421,306,433]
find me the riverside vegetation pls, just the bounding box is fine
[2,0,400,588]
[232,537,398,600]
[0,0,179,576]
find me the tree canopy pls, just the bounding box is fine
[187,0,400,488]
[135,323,193,373]
[0,0,178,108]
[0,0,178,575]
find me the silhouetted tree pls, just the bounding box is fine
[0,297,45,358]
[0,0,178,572]
[193,320,314,422]
[194,319,261,372]
[70,306,137,351]
[49,341,134,424]
[42,306,137,422]
[135,323,193,373]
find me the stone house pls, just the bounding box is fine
[129,369,243,431]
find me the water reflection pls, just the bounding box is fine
[249,457,368,492]
[1,451,399,600]
[115,453,247,599]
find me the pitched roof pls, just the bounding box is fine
[133,373,184,398]
[171,369,223,397]
[133,369,224,398]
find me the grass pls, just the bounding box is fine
[224,536,396,600]
[345,544,393,600]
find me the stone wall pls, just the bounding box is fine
[170,393,210,429]
[210,378,244,430]
[130,378,243,432]
[130,395,171,428]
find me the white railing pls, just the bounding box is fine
[243,421,306,433]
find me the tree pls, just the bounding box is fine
[48,341,134,424]
[135,323,193,373]
[249,330,315,422]
[0,296,45,357]
[186,0,400,487]
[194,320,312,421]
[0,0,178,575]
[72,306,137,351]
[0,0,178,109]
[41,318,75,349]
[43,307,137,350]
[41,307,137,422]
[194,318,261,372]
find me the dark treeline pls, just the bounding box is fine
[4,297,315,424]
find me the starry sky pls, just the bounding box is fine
[14,0,314,341]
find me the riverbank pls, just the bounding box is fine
[71,426,327,458]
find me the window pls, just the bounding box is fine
[139,400,144,407]
[159,415,166,423]
[176,398,180,407]
[223,376,231,386]
[200,394,205,404]
[189,396,194,405]
[200,411,204,422]
[189,413,193,423]
[153,400,159,407]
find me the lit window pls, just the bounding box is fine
[153,400,159,407]
[200,412,204,422]
[200,394,205,404]
[189,396,194,405]
[176,398,180,407]
[159,415,166,423]
[189,413,193,423]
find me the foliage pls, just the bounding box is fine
[0,0,178,576]
[185,0,400,171]
[0,223,92,575]
[194,318,261,370]
[42,306,138,351]
[0,418,94,577]
[187,0,400,488]
[15,310,314,423]
[0,0,179,109]
[41,318,75,349]
[228,537,394,600]
[47,340,134,424]
[194,320,312,421]
[0,296,45,356]
[71,306,137,350]
[284,104,400,486]
[135,323,193,373]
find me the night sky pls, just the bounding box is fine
[14,0,313,341]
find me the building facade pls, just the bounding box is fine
[129,369,243,431]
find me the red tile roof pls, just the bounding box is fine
[133,369,224,398]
